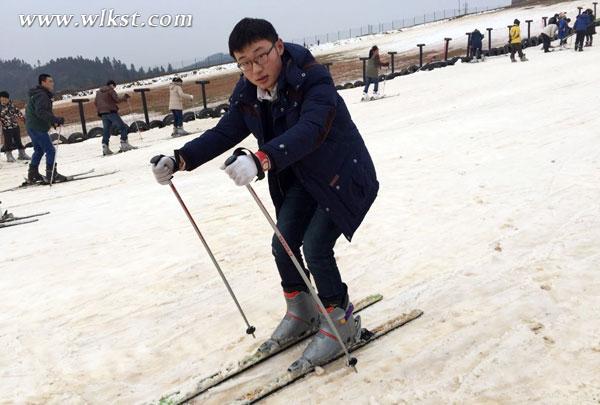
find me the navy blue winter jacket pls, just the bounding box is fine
[177,43,379,240]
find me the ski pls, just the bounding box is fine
[69,169,95,178]
[0,170,119,192]
[233,309,424,404]
[0,218,39,228]
[158,294,384,404]
[0,211,50,224]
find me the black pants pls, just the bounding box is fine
[271,178,346,307]
[472,46,482,59]
[585,33,594,45]
[510,43,524,60]
[541,34,552,52]
[1,126,25,152]
[575,31,586,50]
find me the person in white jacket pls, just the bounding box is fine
[541,21,559,53]
[168,77,194,137]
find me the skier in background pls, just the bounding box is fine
[151,18,379,371]
[0,91,30,162]
[362,45,388,101]
[94,80,135,156]
[509,19,528,62]
[541,19,558,53]
[574,12,591,51]
[168,77,194,137]
[585,9,596,47]
[470,29,485,62]
[558,15,570,48]
[24,74,66,183]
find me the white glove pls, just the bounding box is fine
[151,155,177,185]
[221,154,257,186]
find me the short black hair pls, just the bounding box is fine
[369,46,379,58]
[228,18,278,57]
[0,91,9,99]
[172,77,183,83]
[106,80,116,86]
[38,74,52,85]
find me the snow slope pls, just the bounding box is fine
[1,11,599,405]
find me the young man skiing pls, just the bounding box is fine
[151,18,378,370]
[25,74,67,183]
[168,77,194,137]
[0,91,30,162]
[362,46,388,101]
[509,19,528,62]
[94,80,135,155]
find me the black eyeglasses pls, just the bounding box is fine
[237,43,276,72]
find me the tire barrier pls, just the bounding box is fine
[130,121,149,132]
[149,120,165,129]
[183,111,196,122]
[213,103,230,116]
[50,133,68,144]
[408,64,419,73]
[87,127,103,138]
[353,80,364,88]
[163,114,174,125]
[195,108,213,119]
[343,82,354,89]
[67,132,86,144]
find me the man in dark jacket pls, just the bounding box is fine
[25,74,66,183]
[585,9,596,47]
[94,80,134,155]
[470,29,485,61]
[0,91,30,162]
[574,13,590,51]
[151,18,379,370]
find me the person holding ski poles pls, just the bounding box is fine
[362,45,388,101]
[24,74,67,184]
[94,80,135,156]
[151,17,379,371]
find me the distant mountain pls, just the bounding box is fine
[182,52,234,71]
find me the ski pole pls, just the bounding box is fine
[151,158,256,338]
[224,154,358,371]
[127,99,144,142]
[49,126,61,186]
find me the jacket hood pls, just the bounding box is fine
[28,85,52,98]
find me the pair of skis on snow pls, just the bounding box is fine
[0,211,50,228]
[0,169,119,193]
[157,294,422,404]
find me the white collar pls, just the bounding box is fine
[257,84,278,102]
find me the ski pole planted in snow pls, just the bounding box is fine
[49,126,61,186]
[224,153,359,371]
[151,156,256,338]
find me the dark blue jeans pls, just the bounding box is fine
[171,110,183,127]
[101,113,129,145]
[272,179,346,306]
[27,128,55,168]
[363,76,379,93]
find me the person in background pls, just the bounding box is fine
[541,19,559,53]
[509,19,528,62]
[0,91,30,162]
[362,45,389,101]
[24,74,66,183]
[470,29,485,62]
[94,80,135,156]
[573,12,591,51]
[168,77,194,137]
[585,9,596,47]
[558,15,570,48]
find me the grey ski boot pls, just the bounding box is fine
[119,140,138,152]
[177,127,190,136]
[258,291,320,354]
[288,296,361,373]
[17,149,30,161]
[5,151,16,162]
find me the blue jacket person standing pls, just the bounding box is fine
[151,18,379,369]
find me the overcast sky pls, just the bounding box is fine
[1,0,510,68]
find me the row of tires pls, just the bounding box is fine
[30,104,230,147]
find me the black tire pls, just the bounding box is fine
[50,133,68,144]
[110,125,121,136]
[195,108,212,119]
[343,82,354,89]
[521,38,529,48]
[163,114,174,125]
[399,68,410,76]
[504,44,511,53]
[183,111,196,122]
[335,85,344,90]
[408,64,419,73]
[353,80,364,87]
[149,120,164,129]
[87,127,104,138]
[216,103,229,114]
[530,36,539,46]
[385,73,395,80]
[209,108,222,118]
[130,121,149,132]
[68,132,86,143]
[25,141,32,148]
